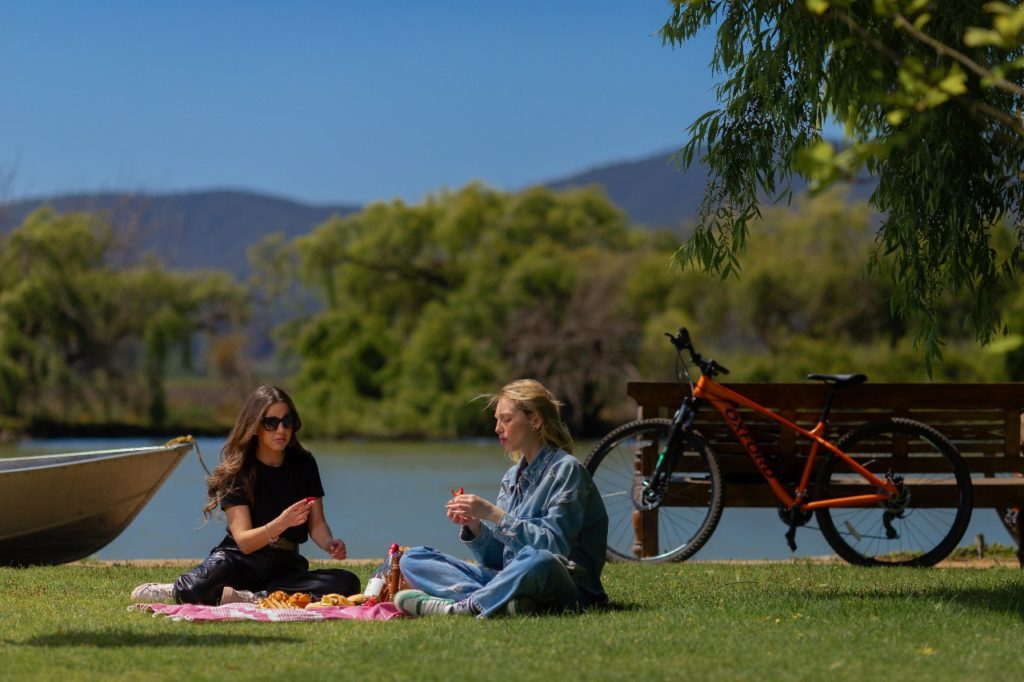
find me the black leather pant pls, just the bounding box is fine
[173,546,361,605]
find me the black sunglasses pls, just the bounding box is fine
[261,414,297,431]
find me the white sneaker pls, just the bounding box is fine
[505,596,537,615]
[130,582,175,603]
[393,589,458,616]
[220,587,259,605]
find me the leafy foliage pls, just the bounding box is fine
[274,184,646,437]
[662,0,1024,370]
[265,183,1017,438]
[5,187,1019,438]
[0,209,249,427]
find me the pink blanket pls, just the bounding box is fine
[130,602,406,622]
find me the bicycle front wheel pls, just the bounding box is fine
[815,418,973,567]
[584,418,724,563]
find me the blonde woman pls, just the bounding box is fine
[131,385,359,605]
[395,379,608,617]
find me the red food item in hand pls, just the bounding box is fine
[450,486,464,498]
[304,496,316,503]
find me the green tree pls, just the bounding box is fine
[662,0,1024,369]
[0,208,249,427]
[624,189,1009,385]
[267,184,1014,438]
[119,265,249,425]
[0,210,113,418]
[275,184,644,437]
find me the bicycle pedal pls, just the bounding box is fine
[785,526,798,552]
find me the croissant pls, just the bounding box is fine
[287,592,312,608]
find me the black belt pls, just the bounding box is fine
[268,537,299,552]
[222,533,299,553]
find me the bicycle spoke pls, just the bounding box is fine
[816,418,972,566]
[585,419,724,562]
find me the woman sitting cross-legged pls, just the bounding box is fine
[130,385,360,605]
[394,379,608,618]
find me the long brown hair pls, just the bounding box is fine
[202,385,307,519]
[484,379,574,461]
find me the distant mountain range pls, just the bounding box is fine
[0,190,360,277]
[0,147,872,277]
[547,149,711,231]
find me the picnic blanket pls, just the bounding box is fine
[129,602,406,622]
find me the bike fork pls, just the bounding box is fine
[643,398,696,507]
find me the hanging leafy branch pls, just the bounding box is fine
[663,0,1024,371]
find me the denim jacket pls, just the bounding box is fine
[461,446,608,602]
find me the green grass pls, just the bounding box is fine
[947,542,1018,560]
[1,561,1022,681]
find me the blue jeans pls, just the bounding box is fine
[399,545,586,617]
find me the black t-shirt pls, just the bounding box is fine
[220,447,326,546]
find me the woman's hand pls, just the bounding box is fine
[305,497,346,560]
[325,538,347,560]
[275,497,315,530]
[446,502,480,534]
[446,493,503,531]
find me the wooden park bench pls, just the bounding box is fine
[626,381,1024,565]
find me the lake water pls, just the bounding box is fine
[2,436,1014,562]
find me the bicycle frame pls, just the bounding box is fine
[690,373,901,511]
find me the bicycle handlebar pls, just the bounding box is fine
[666,326,730,377]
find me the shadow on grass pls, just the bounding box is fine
[12,628,300,648]
[909,585,1024,621]
[595,601,642,613]
[513,600,642,617]
[799,584,1024,621]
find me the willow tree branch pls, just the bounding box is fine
[892,13,1024,98]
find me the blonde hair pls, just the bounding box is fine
[484,379,574,460]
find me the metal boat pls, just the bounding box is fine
[0,439,195,565]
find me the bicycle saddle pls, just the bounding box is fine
[806,373,867,388]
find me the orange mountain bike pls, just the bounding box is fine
[585,327,974,567]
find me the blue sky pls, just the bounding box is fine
[1,1,720,205]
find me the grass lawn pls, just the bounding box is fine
[1,559,1022,681]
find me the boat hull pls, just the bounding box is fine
[0,443,193,566]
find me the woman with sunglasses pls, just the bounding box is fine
[130,385,359,605]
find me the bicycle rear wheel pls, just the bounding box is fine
[815,418,973,567]
[584,418,724,562]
